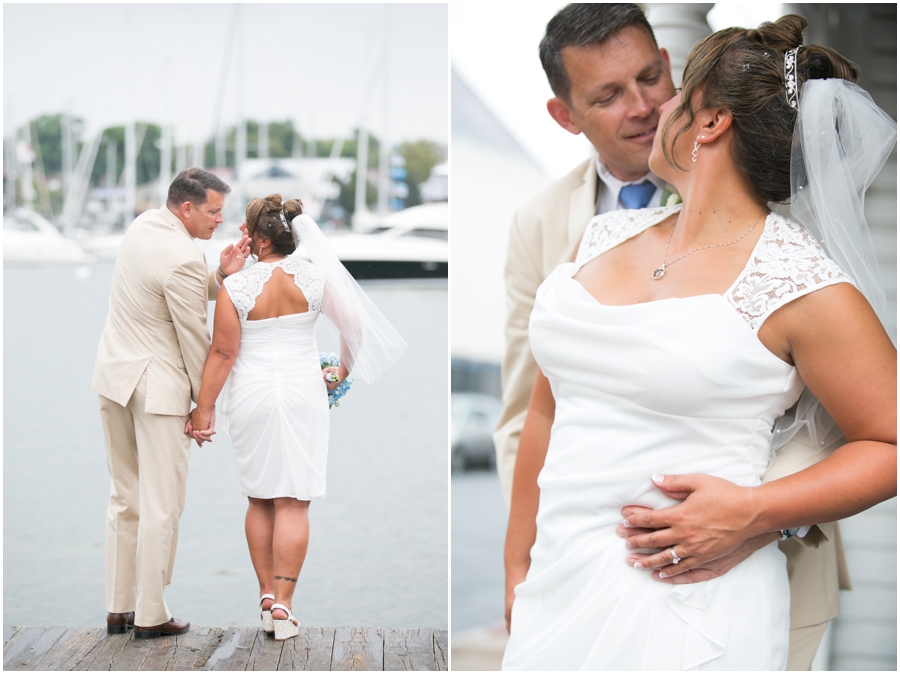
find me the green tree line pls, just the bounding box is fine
[13,115,443,216]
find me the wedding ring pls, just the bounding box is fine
[670,547,682,565]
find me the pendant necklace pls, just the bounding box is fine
[651,207,768,280]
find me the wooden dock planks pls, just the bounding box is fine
[3,626,448,671]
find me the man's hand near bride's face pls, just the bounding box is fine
[616,509,779,584]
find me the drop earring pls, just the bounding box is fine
[692,137,701,163]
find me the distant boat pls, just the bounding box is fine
[4,209,88,265]
[326,202,448,279]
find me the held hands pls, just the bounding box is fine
[618,474,761,581]
[184,406,216,447]
[322,366,344,391]
[219,233,252,276]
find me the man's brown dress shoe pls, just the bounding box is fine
[106,612,135,634]
[134,617,191,639]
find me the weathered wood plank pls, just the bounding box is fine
[433,630,447,671]
[278,627,335,671]
[100,633,153,671]
[246,629,284,671]
[200,626,256,671]
[81,632,131,670]
[189,627,226,671]
[331,627,383,671]
[4,627,68,670]
[167,626,218,671]
[384,628,434,671]
[139,631,179,671]
[29,628,105,671]
[5,626,23,647]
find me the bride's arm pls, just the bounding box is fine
[622,283,896,575]
[504,369,555,632]
[189,287,241,442]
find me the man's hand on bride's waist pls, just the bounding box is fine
[616,473,769,581]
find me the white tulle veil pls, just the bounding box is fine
[770,79,897,453]
[289,214,407,383]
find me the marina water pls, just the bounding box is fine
[3,262,448,629]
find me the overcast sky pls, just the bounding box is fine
[451,2,785,178]
[4,3,448,146]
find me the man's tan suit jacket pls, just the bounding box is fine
[92,207,219,416]
[494,156,850,631]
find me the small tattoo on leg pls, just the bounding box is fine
[275,575,297,583]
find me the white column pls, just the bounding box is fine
[175,142,186,174]
[61,113,74,196]
[645,4,714,87]
[194,141,204,169]
[158,125,172,207]
[124,121,136,223]
[259,122,268,160]
[354,127,369,226]
[236,118,247,217]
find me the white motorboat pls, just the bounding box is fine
[4,209,88,266]
[327,202,448,279]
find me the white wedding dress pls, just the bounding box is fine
[219,255,331,501]
[502,205,854,671]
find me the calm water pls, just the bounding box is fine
[4,263,448,629]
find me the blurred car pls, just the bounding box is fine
[451,392,502,472]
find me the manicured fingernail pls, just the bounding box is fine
[616,528,627,539]
[634,562,644,570]
[625,540,635,549]
[622,519,632,528]
[652,474,665,483]
[659,572,667,579]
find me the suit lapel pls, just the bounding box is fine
[568,157,599,251]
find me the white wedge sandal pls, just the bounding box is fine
[271,603,300,641]
[259,594,276,634]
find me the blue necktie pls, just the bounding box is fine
[619,181,656,210]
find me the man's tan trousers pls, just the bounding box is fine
[99,372,191,627]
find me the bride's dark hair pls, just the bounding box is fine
[661,14,860,204]
[245,194,304,256]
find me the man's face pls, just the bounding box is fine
[550,25,676,182]
[183,190,225,239]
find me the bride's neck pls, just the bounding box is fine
[671,157,766,245]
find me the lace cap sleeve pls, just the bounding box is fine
[575,205,681,270]
[283,256,325,312]
[223,264,275,321]
[726,213,856,332]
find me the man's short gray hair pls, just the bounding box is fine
[539,4,658,103]
[167,167,231,208]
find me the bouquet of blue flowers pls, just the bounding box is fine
[320,352,353,408]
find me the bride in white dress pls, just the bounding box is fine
[503,17,896,671]
[187,195,405,641]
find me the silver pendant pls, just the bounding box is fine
[651,265,666,280]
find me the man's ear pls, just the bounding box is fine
[180,201,192,221]
[547,97,582,136]
[660,47,672,81]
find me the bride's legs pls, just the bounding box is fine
[271,497,311,619]
[246,497,276,611]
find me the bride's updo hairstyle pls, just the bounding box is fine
[661,14,860,204]
[245,194,304,256]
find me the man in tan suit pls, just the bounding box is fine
[494,5,847,669]
[93,168,249,639]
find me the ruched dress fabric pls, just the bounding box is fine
[502,206,854,671]
[220,255,329,501]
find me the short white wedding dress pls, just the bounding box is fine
[502,205,853,671]
[220,255,331,501]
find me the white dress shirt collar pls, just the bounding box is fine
[594,154,665,215]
